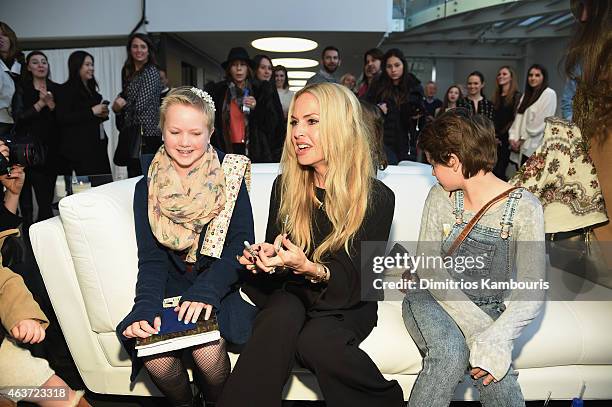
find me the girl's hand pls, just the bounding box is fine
[123,317,161,339]
[470,367,496,386]
[11,319,46,344]
[175,301,212,323]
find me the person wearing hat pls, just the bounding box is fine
[205,47,284,162]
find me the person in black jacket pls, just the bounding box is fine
[205,47,284,162]
[366,48,425,163]
[56,51,112,187]
[218,83,404,407]
[117,87,257,407]
[112,33,163,177]
[15,51,60,225]
[492,66,521,180]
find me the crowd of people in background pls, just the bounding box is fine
[0,18,568,216]
[0,1,611,405]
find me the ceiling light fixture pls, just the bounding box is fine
[289,80,307,87]
[287,71,316,79]
[289,86,304,92]
[272,58,318,69]
[252,37,318,53]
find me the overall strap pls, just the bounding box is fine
[446,186,520,257]
[499,188,524,239]
[453,190,465,224]
[200,154,251,259]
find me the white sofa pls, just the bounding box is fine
[30,163,612,401]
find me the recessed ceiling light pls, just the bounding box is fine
[272,58,318,69]
[252,37,318,53]
[289,80,307,87]
[287,71,316,79]
[289,86,304,92]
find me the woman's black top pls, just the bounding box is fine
[55,81,111,176]
[365,75,424,161]
[493,91,521,141]
[14,80,61,173]
[243,176,395,317]
[458,96,495,122]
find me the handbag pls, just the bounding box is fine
[547,228,611,287]
[113,123,141,167]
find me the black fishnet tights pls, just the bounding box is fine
[143,338,230,406]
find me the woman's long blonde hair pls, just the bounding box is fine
[278,83,374,262]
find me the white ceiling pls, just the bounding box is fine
[176,31,388,80]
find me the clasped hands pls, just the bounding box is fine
[238,234,310,276]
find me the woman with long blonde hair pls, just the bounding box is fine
[218,83,403,407]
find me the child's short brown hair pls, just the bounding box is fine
[418,109,497,178]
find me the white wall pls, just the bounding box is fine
[4,0,393,40]
[524,38,570,112]
[1,0,142,40]
[146,0,392,32]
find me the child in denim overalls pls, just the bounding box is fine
[402,110,546,407]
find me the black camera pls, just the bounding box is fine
[0,137,46,176]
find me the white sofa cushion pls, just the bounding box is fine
[58,177,140,334]
[55,163,612,375]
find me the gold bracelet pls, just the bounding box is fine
[308,264,329,284]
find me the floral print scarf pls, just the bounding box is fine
[147,145,226,263]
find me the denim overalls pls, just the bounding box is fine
[441,188,524,317]
[402,188,526,407]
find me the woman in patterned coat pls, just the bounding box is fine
[112,33,163,177]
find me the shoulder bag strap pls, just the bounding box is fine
[446,186,520,257]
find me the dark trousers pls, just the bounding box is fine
[493,137,511,181]
[127,158,142,178]
[19,167,56,225]
[218,290,403,407]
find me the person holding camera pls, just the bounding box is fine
[56,51,112,187]
[0,141,91,407]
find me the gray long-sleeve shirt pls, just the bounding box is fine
[414,183,546,380]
